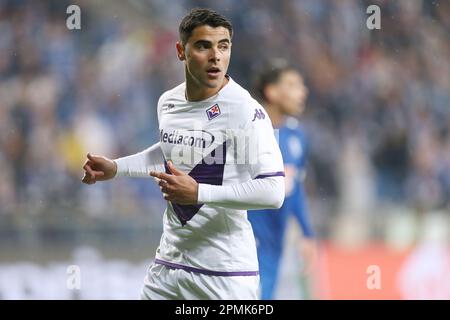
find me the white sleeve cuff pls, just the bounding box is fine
[197,183,213,204]
[114,158,129,177]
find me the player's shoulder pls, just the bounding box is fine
[158,82,185,105]
[156,82,186,119]
[221,77,254,104]
[222,77,266,123]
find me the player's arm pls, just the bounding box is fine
[151,161,284,209]
[81,142,165,184]
[82,94,167,185]
[114,142,165,177]
[197,175,285,210]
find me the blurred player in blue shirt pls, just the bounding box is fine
[248,60,316,300]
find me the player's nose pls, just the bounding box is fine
[209,48,221,62]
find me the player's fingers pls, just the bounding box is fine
[160,185,171,194]
[158,179,169,187]
[159,172,176,183]
[88,153,106,167]
[94,171,105,178]
[82,159,91,167]
[82,173,93,183]
[150,171,175,183]
[149,171,161,179]
[82,162,91,171]
[83,165,105,179]
[167,161,184,176]
[83,164,96,179]
[81,175,89,184]
[87,152,99,163]
[81,174,96,185]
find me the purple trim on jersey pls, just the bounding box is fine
[154,259,259,277]
[170,203,203,226]
[254,171,285,179]
[166,141,227,226]
[190,141,227,185]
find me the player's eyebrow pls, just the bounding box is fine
[193,39,230,46]
[193,40,211,47]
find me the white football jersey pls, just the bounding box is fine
[154,76,284,274]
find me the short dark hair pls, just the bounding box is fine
[253,59,297,102]
[179,8,233,46]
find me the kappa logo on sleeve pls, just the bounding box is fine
[206,104,221,120]
[161,103,175,112]
[252,108,266,121]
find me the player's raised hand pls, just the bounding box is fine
[81,152,117,185]
[150,161,199,205]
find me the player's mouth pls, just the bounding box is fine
[206,67,221,79]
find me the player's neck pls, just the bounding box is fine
[185,73,229,102]
[264,103,285,128]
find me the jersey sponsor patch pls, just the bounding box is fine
[206,104,221,120]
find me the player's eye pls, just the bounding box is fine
[196,43,209,50]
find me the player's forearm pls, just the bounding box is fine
[114,142,165,177]
[197,176,285,210]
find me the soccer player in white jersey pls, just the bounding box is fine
[81,8,285,300]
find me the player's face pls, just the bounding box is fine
[274,71,308,116]
[178,25,231,90]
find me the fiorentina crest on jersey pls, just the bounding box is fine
[206,104,221,120]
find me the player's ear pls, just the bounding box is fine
[176,41,186,61]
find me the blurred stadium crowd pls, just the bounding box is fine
[0,0,449,237]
